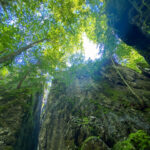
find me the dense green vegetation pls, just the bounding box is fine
[80,131,150,150]
[0,0,149,93]
[0,1,150,150]
[113,130,150,150]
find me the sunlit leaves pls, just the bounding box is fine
[116,42,148,72]
[48,0,86,24]
[1,0,148,93]
[85,17,97,42]
[0,67,9,78]
[0,25,24,65]
[0,0,91,91]
[99,0,104,2]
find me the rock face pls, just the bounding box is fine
[0,88,42,150]
[39,60,150,150]
[105,0,150,64]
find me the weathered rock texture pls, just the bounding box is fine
[106,0,150,64]
[0,88,42,150]
[39,59,150,150]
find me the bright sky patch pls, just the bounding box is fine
[83,34,100,60]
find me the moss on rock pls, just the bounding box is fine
[113,130,150,150]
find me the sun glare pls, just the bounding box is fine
[83,34,100,60]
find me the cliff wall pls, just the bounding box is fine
[39,59,150,150]
[106,0,150,64]
[0,88,42,150]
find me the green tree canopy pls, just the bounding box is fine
[0,0,148,92]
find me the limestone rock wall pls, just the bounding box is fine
[39,60,150,150]
[105,0,150,64]
[0,88,42,150]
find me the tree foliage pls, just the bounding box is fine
[0,0,89,91]
[0,0,149,92]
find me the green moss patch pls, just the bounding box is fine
[113,130,150,150]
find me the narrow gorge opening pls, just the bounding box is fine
[0,0,150,150]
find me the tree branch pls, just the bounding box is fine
[0,38,47,64]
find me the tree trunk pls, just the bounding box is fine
[16,72,29,89]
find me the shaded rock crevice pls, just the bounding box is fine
[105,0,150,64]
